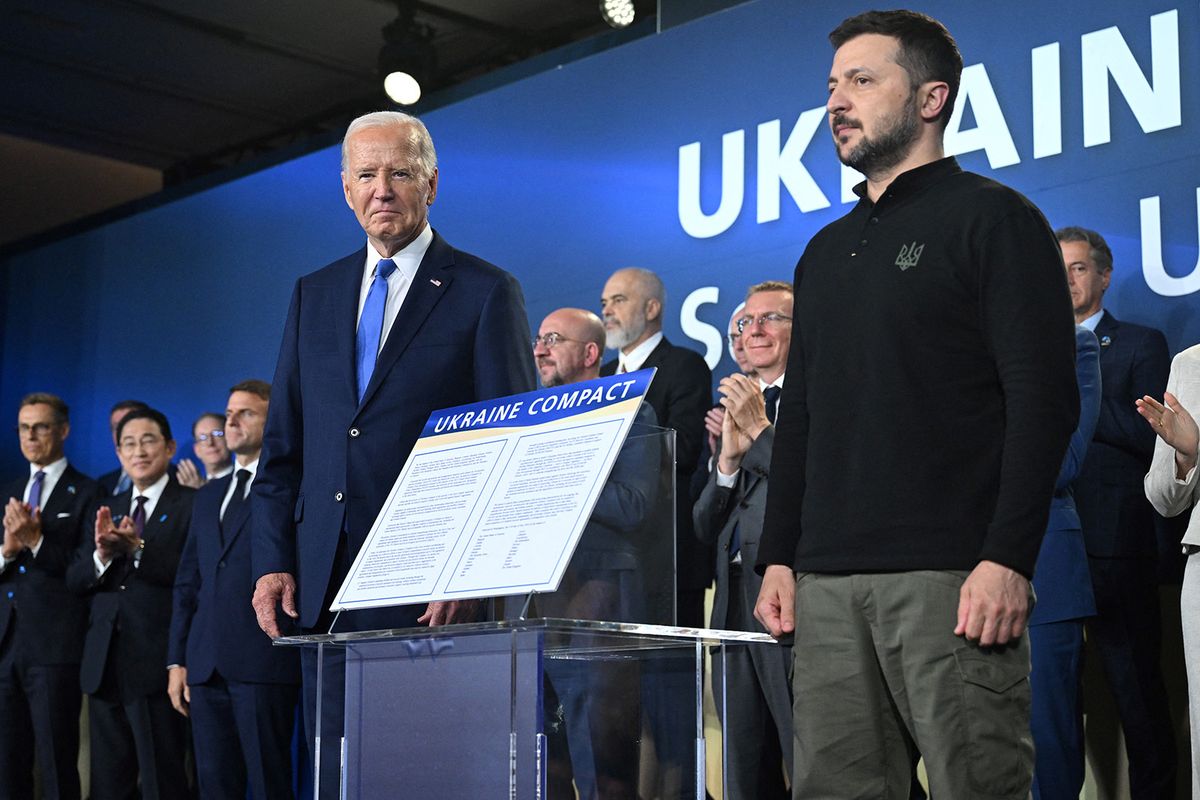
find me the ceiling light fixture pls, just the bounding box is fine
[379,0,436,106]
[600,0,636,29]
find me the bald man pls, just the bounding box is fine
[533,307,660,799]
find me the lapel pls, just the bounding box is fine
[356,231,455,412]
[40,465,81,518]
[1094,310,1119,360]
[640,337,672,371]
[218,475,251,558]
[334,248,368,406]
[142,479,182,540]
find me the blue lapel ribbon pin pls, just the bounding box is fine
[1100,335,1112,347]
[159,513,168,523]
[67,484,76,494]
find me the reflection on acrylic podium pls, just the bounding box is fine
[277,423,777,798]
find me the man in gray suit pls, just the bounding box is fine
[694,280,793,800]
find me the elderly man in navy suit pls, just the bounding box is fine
[1,393,100,800]
[251,110,536,793]
[169,380,298,800]
[1058,225,1175,798]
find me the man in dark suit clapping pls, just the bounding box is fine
[68,407,195,800]
[1,393,100,800]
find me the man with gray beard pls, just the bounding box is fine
[599,267,712,627]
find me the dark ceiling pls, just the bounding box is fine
[1,0,711,247]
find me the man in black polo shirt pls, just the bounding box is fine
[753,10,1078,798]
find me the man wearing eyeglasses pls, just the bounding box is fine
[176,413,233,490]
[68,407,195,800]
[533,308,659,799]
[599,267,712,628]
[694,281,793,800]
[0,393,100,800]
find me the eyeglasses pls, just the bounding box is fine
[736,312,792,334]
[726,332,742,347]
[532,332,580,349]
[119,435,166,453]
[16,423,58,437]
[196,430,225,443]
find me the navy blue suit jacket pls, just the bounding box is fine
[0,465,100,665]
[252,231,536,628]
[1031,327,1101,625]
[1073,312,1169,558]
[169,473,299,684]
[68,479,195,696]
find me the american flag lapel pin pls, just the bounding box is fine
[430,278,442,287]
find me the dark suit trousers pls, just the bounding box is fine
[88,635,189,800]
[711,566,790,800]
[1085,555,1176,798]
[189,673,298,800]
[0,634,80,800]
[1029,619,1085,800]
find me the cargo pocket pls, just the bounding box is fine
[954,645,1032,797]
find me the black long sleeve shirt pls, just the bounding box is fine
[757,157,1079,579]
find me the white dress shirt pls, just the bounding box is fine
[94,471,170,575]
[616,331,664,374]
[356,224,433,355]
[219,458,258,521]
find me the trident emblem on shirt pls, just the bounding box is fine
[895,242,925,271]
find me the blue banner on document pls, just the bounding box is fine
[421,369,655,438]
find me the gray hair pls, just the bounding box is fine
[341,111,438,177]
[1056,226,1113,273]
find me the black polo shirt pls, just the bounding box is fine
[758,156,1079,578]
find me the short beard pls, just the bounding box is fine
[835,95,921,179]
[605,311,647,351]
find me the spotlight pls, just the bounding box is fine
[379,0,436,106]
[600,0,635,29]
[383,72,421,106]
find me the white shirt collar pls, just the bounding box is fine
[365,223,433,285]
[208,463,233,481]
[26,457,68,508]
[759,373,785,390]
[618,331,664,373]
[29,456,67,482]
[1078,308,1105,332]
[233,457,260,481]
[130,471,171,518]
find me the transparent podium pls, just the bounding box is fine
[278,423,778,798]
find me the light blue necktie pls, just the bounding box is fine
[114,472,132,496]
[27,470,45,510]
[356,258,397,403]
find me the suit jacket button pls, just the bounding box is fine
[335,491,344,502]
[118,585,126,591]
[349,427,360,438]
[218,560,226,569]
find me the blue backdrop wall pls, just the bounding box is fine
[1,0,1196,478]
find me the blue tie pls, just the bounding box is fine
[27,470,45,510]
[356,258,397,403]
